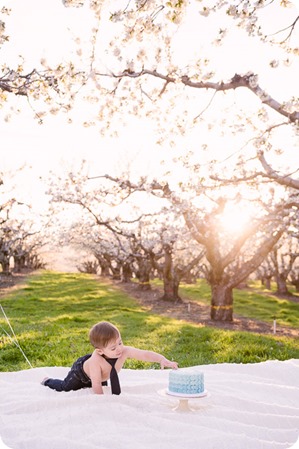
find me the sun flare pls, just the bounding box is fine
[218,202,254,235]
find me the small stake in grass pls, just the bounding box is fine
[273,316,277,334]
[187,302,191,313]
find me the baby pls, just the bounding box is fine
[42,321,178,394]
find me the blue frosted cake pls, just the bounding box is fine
[168,368,204,396]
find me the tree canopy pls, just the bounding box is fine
[1,1,298,179]
[1,0,299,320]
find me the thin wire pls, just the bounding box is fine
[0,304,33,369]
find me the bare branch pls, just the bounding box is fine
[258,151,299,189]
[268,14,299,43]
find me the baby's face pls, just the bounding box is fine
[101,335,123,359]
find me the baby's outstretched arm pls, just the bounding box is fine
[124,346,178,369]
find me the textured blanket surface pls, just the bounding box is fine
[0,360,299,449]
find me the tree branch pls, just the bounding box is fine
[101,70,299,123]
[258,151,299,189]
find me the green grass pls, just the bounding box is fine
[0,271,298,372]
[176,279,299,328]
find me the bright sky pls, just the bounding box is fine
[1,1,154,194]
[1,0,299,210]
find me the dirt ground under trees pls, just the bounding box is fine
[0,272,298,339]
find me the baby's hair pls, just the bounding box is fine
[89,321,120,349]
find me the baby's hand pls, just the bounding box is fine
[160,357,178,370]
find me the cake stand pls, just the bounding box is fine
[158,389,209,412]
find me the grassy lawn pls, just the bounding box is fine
[177,279,299,328]
[0,271,298,372]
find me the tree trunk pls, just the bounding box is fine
[0,258,10,274]
[161,244,181,301]
[98,263,110,277]
[138,273,151,290]
[211,284,233,321]
[265,277,271,290]
[275,275,290,296]
[137,261,152,291]
[121,262,132,283]
[162,275,181,301]
[111,264,121,280]
[14,258,22,273]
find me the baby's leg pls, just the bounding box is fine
[42,358,91,392]
[42,377,68,391]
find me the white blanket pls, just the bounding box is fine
[0,360,298,449]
